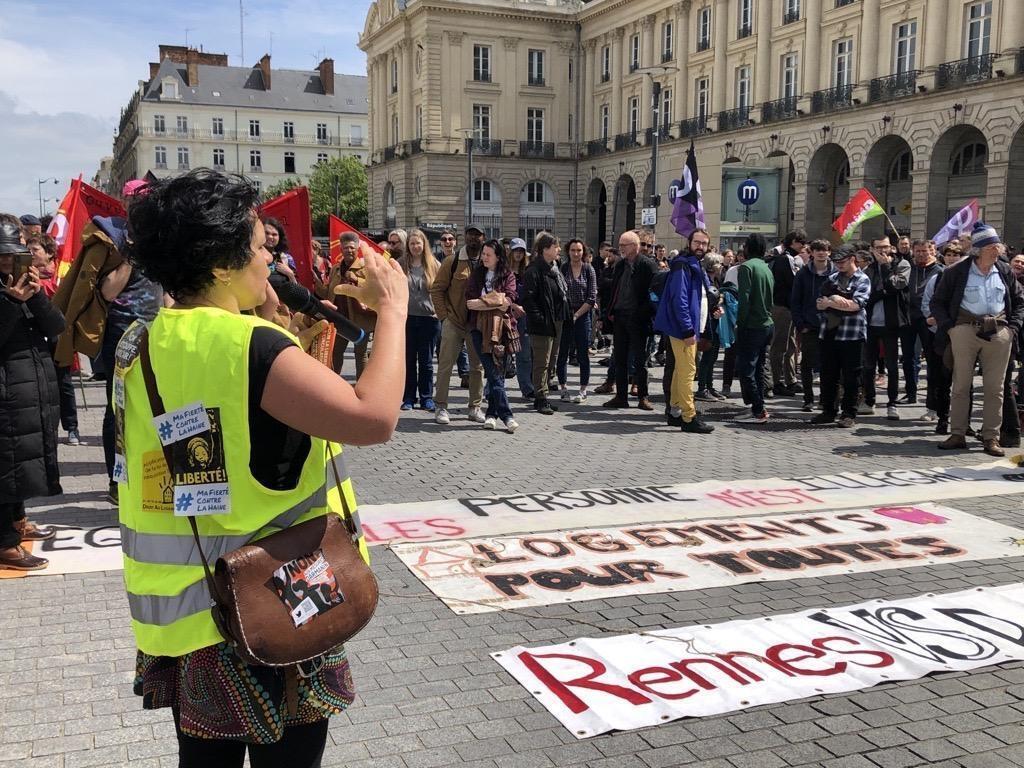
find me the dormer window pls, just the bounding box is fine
[162,77,179,100]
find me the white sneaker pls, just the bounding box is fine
[571,392,584,404]
[467,406,486,423]
[921,409,938,422]
[735,411,769,424]
[483,416,497,430]
[887,405,900,421]
[560,388,572,401]
[858,404,875,416]
[434,408,450,425]
[503,417,519,433]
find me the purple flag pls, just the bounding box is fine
[931,199,979,246]
[671,141,706,239]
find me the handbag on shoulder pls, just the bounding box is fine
[137,330,378,668]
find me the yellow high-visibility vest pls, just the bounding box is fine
[116,307,369,657]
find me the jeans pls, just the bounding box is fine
[899,322,921,396]
[56,365,78,432]
[557,314,592,390]
[722,346,736,392]
[0,502,26,549]
[734,325,773,416]
[403,315,441,404]
[1003,357,1020,438]
[914,319,944,414]
[515,315,534,397]
[174,710,328,768]
[820,335,865,418]
[799,329,822,405]
[456,345,470,377]
[696,334,720,393]
[470,330,513,420]
[862,327,900,407]
[613,313,649,399]
[102,321,130,481]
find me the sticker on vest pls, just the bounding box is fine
[170,409,230,516]
[153,402,212,447]
[267,550,346,627]
[113,403,128,484]
[141,450,173,513]
[112,373,125,410]
[114,321,148,370]
[112,454,128,485]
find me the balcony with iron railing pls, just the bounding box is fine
[613,131,641,151]
[473,71,492,83]
[601,72,610,83]
[718,106,750,132]
[811,84,854,114]
[783,8,800,23]
[1018,47,1024,75]
[662,50,674,63]
[409,139,423,155]
[465,138,503,156]
[586,138,610,157]
[761,96,799,123]
[520,140,554,159]
[629,61,640,73]
[936,54,997,89]
[696,38,711,53]
[383,144,398,162]
[737,24,752,39]
[644,126,673,145]
[527,76,546,87]
[834,0,855,7]
[869,70,921,102]
[679,116,708,138]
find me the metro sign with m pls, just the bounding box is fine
[738,178,760,206]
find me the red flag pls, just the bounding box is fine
[329,214,386,262]
[832,188,885,242]
[259,187,314,289]
[47,178,126,282]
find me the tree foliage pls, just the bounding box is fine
[263,156,368,235]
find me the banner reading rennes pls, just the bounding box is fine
[494,584,1024,738]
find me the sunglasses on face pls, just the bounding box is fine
[441,237,455,242]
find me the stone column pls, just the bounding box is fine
[447,31,464,138]
[675,1,692,121]
[860,0,881,83]
[910,158,932,238]
[583,39,597,140]
[754,0,772,104]
[804,0,822,94]
[712,0,729,117]
[641,15,656,129]
[923,0,949,69]
[612,27,624,135]
[984,161,1010,239]
[1003,0,1024,52]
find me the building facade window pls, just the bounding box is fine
[600,104,610,139]
[630,34,640,71]
[283,121,294,141]
[212,148,225,169]
[474,179,493,202]
[601,45,610,81]
[154,114,165,134]
[568,112,574,140]
[890,150,912,182]
[391,114,399,145]
[176,115,188,135]
[350,125,363,146]
[952,142,987,175]
[736,66,751,109]
[525,181,547,203]
[177,146,189,170]
[782,53,800,98]
[965,1,992,58]
[738,0,753,36]
[528,49,545,86]
[316,152,329,165]
[784,0,800,23]
[249,119,260,139]
[661,87,673,128]
[569,57,574,82]
[252,179,262,195]
[527,108,545,143]
[154,146,167,168]
[698,7,712,50]
[212,117,224,137]
[415,106,423,139]
[628,96,639,135]
[390,57,398,93]
[317,122,329,143]
[284,152,296,173]
[249,149,261,171]
[472,104,491,140]
[894,21,917,73]
[163,79,178,99]
[833,38,854,88]
[696,77,709,118]
[662,22,674,60]
[473,44,491,82]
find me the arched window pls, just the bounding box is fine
[835,160,850,188]
[384,182,396,229]
[889,150,912,182]
[951,142,987,175]
[474,179,494,202]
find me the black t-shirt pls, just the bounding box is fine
[247,326,311,490]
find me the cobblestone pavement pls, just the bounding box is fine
[3,361,1024,768]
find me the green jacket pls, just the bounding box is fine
[737,258,775,329]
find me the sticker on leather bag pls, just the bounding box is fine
[267,550,346,627]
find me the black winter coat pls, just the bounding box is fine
[0,287,65,503]
[521,259,568,338]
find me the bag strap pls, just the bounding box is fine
[137,329,222,605]
[326,442,359,541]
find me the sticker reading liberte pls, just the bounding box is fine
[268,550,346,627]
[152,402,211,447]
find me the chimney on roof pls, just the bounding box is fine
[185,48,200,86]
[258,54,271,91]
[317,58,335,95]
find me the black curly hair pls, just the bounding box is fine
[261,216,290,258]
[126,169,260,300]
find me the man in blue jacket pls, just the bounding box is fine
[790,239,836,412]
[654,228,715,434]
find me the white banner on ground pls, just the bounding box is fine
[393,504,1024,613]
[493,583,1024,738]
[360,461,1024,545]
[22,525,123,576]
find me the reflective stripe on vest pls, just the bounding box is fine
[127,578,211,626]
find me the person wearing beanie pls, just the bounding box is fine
[931,222,1024,457]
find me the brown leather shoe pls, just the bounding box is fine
[938,434,968,450]
[983,439,1005,458]
[637,398,654,411]
[0,546,48,571]
[593,381,614,395]
[629,384,638,397]
[15,520,55,542]
[602,397,630,408]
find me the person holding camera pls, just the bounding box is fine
[810,246,871,428]
[0,214,64,570]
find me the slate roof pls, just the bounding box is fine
[143,58,367,114]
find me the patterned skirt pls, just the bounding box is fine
[134,642,355,744]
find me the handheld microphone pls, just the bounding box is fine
[273,281,367,345]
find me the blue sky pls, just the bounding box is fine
[0,0,373,215]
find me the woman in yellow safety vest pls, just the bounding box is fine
[117,170,407,767]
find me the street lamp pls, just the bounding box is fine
[38,177,59,218]
[634,66,678,216]
[457,128,476,226]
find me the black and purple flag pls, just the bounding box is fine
[671,141,706,239]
